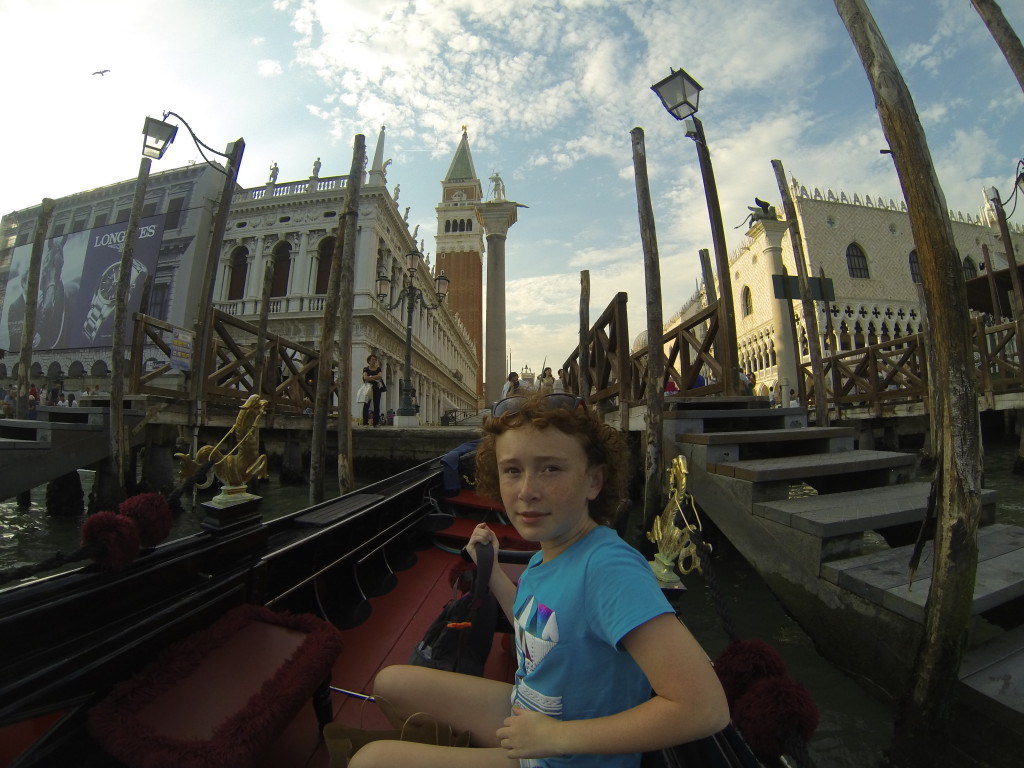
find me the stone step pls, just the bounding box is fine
[664,406,808,433]
[0,437,49,451]
[706,448,917,483]
[821,523,1024,623]
[959,622,1024,734]
[754,481,998,538]
[677,426,857,445]
[676,426,857,463]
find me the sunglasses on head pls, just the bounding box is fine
[491,393,585,418]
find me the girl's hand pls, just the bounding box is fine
[465,523,497,567]
[496,707,563,759]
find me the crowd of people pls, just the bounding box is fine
[1,383,98,419]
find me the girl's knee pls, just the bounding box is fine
[346,738,392,768]
[371,664,407,698]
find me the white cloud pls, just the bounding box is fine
[258,59,283,76]
[3,0,1022,378]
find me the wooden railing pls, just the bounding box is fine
[561,293,732,422]
[973,316,1023,408]
[799,334,928,417]
[629,299,728,401]
[799,317,1023,417]
[130,310,330,418]
[561,293,632,427]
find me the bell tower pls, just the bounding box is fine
[435,127,485,400]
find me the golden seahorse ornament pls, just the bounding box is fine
[175,394,270,503]
[646,455,709,584]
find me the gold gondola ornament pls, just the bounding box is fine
[646,455,710,585]
[175,394,270,507]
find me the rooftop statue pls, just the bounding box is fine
[488,170,506,202]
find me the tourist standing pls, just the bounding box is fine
[362,354,385,426]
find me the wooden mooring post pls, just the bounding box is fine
[836,0,985,763]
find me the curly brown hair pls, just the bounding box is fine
[475,394,631,526]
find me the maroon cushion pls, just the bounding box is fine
[88,604,342,768]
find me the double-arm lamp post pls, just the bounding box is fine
[375,250,450,426]
[651,67,741,396]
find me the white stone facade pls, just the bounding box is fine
[0,132,479,424]
[0,163,224,392]
[671,180,1024,399]
[210,136,478,425]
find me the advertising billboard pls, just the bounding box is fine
[0,215,165,351]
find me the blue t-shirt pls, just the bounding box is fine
[511,525,673,768]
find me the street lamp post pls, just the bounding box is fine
[102,118,180,505]
[652,68,741,396]
[375,250,450,426]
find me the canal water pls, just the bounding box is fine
[2,439,1023,767]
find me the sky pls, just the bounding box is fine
[1,0,1022,376]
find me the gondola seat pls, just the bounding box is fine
[88,603,343,768]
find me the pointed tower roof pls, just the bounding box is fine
[368,125,387,186]
[444,126,477,183]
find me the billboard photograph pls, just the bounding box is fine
[0,215,165,352]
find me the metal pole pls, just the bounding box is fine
[399,282,416,417]
[690,116,740,396]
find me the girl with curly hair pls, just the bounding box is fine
[353,393,728,767]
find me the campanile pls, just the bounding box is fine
[435,128,485,401]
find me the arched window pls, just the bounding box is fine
[466,219,473,232]
[315,237,335,294]
[227,246,249,300]
[962,256,978,280]
[839,321,852,351]
[741,286,753,317]
[270,241,292,298]
[458,220,466,232]
[846,243,870,279]
[445,220,451,233]
[908,250,922,284]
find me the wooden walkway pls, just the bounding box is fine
[660,397,1024,760]
[0,401,147,500]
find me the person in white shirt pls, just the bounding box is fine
[500,371,520,399]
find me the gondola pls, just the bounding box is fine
[0,453,812,768]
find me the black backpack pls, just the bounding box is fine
[409,543,499,676]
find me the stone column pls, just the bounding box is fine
[478,201,521,404]
[296,231,311,297]
[749,219,798,400]
[245,236,265,299]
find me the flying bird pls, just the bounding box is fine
[92,69,110,76]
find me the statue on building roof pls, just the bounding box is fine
[393,184,400,202]
[489,170,506,202]
[311,157,321,178]
[268,162,279,184]
[737,197,778,229]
